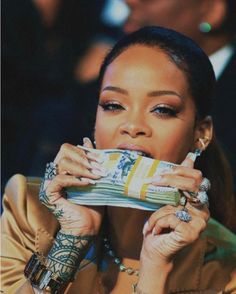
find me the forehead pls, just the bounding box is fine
[102,45,189,92]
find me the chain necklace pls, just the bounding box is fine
[103,237,139,276]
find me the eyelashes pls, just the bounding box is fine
[99,101,124,112]
[150,105,178,117]
[99,101,178,117]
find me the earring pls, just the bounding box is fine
[198,136,210,150]
[193,137,210,158]
[199,22,212,33]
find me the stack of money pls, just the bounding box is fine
[67,146,181,211]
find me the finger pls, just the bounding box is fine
[146,205,176,234]
[186,202,210,222]
[181,152,196,168]
[150,174,199,193]
[80,140,103,163]
[57,157,103,179]
[46,174,96,202]
[167,166,203,184]
[151,214,184,235]
[83,137,94,149]
[55,143,92,168]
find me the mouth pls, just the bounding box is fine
[117,143,153,158]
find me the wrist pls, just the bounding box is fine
[136,256,173,294]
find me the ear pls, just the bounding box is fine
[193,116,213,151]
[200,0,227,30]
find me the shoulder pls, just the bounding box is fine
[2,174,58,246]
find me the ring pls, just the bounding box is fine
[197,191,209,206]
[199,177,211,192]
[175,208,192,222]
[44,162,58,180]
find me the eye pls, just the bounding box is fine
[151,104,178,117]
[99,101,125,112]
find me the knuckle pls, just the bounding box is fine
[60,143,71,153]
[191,178,199,192]
[195,170,203,181]
[58,157,68,168]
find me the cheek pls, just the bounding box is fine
[155,123,195,163]
[94,112,116,148]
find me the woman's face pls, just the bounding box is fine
[95,45,198,163]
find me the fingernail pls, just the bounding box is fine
[151,175,163,183]
[90,161,102,170]
[152,227,157,236]
[90,163,107,174]
[80,177,96,184]
[186,152,197,162]
[142,221,149,236]
[91,168,107,177]
[83,137,91,145]
[160,167,174,174]
[87,152,104,163]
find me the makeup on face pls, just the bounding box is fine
[95,45,197,163]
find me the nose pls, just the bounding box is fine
[119,114,152,138]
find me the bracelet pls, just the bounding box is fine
[24,253,67,293]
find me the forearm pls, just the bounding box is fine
[45,230,93,282]
[27,230,94,293]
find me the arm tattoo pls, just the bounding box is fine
[46,231,94,282]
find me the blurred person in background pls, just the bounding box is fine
[2,0,109,187]
[123,0,236,194]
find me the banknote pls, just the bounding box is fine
[67,146,181,211]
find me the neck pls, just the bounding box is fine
[106,207,151,260]
[199,34,233,56]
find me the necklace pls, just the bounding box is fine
[103,237,139,276]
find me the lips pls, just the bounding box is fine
[117,143,152,158]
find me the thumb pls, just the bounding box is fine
[83,137,94,149]
[181,152,196,168]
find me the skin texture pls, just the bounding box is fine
[96,45,199,162]
[41,45,211,293]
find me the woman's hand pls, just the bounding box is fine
[39,138,105,236]
[137,154,210,293]
[141,154,209,262]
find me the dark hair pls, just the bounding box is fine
[98,26,236,230]
[222,0,236,35]
[99,26,215,119]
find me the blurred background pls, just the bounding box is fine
[2,0,236,194]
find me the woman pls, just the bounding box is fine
[1,27,236,293]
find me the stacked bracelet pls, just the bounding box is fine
[24,253,66,293]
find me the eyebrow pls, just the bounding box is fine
[102,86,183,100]
[102,86,128,95]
